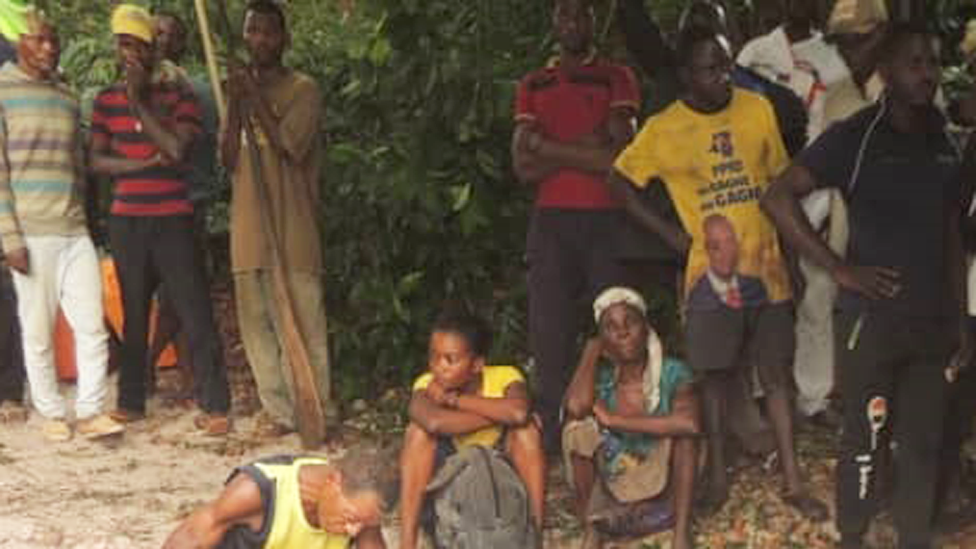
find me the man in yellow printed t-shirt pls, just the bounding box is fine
[607,26,827,521]
[399,308,546,549]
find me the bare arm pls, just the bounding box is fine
[761,164,900,300]
[616,0,677,80]
[219,90,245,173]
[563,337,603,420]
[947,194,971,353]
[0,114,26,272]
[87,132,163,176]
[130,100,192,163]
[454,382,531,427]
[511,121,559,185]
[844,28,886,89]
[408,390,494,436]
[244,86,287,156]
[162,474,265,549]
[596,384,701,437]
[354,525,386,549]
[947,140,976,380]
[532,108,636,174]
[608,170,690,254]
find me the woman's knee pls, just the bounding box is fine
[402,423,438,464]
[507,420,544,455]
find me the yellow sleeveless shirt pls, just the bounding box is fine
[253,457,351,549]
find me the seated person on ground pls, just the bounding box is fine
[399,308,546,549]
[162,445,399,549]
[563,287,699,549]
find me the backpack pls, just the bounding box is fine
[424,445,537,549]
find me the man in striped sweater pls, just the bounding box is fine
[89,4,230,434]
[0,7,124,441]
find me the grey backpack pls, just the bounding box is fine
[425,445,537,549]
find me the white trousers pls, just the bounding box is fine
[795,190,848,417]
[10,235,108,420]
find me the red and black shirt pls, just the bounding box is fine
[515,60,640,209]
[91,80,201,216]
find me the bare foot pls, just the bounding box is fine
[673,531,695,549]
[579,525,601,549]
[781,490,829,522]
[696,482,729,517]
[0,401,28,423]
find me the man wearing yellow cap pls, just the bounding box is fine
[88,4,230,434]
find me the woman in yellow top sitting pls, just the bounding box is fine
[399,308,546,549]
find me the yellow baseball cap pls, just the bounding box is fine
[111,4,153,44]
[828,0,889,36]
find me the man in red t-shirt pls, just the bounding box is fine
[89,4,229,433]
[511,0,640,453]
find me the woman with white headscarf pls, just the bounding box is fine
[562,287,700,549]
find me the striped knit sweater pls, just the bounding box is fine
[0,62,86,254]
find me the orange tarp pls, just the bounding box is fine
[55,257,177,381]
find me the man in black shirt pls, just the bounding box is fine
[762,24,972,549]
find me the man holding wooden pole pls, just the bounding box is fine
[219,0,332,438]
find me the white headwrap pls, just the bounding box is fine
[593,287,664,412]
[593,286,646,324]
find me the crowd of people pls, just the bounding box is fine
[0,0,330,442]
[1,0,975,548]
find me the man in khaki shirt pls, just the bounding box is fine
[220,0,331,434]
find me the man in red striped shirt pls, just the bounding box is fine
[88,4,230,434]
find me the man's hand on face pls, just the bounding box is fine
[583,336,606,360]
[124,58,150,104]
[4,247,28,275]
[226,63,256,101]
[833,263,901,301]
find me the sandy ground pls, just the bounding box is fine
[0,382,313,548]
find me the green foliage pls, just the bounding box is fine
[292,0,551,399]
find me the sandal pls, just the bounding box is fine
[782,491,829,522]
[195,413,231,436]
[109,408,146,424]
[253,412,295,438]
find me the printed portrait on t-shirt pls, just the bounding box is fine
[613,89,793,311]
[687,214,769,310]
